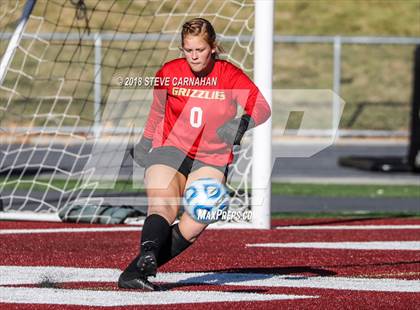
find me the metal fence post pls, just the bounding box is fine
[94,32,102,139]
[333,36,342,136]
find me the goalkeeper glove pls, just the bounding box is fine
[217,114,255,145]
[130,136,152,167]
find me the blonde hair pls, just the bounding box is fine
[181,18,224,57]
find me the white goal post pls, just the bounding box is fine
[0,0,273,228]
[0,0,36,84]
[252,0,273,229]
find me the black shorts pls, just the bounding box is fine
[145,146,229,179]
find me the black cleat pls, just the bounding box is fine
[137,241,158,277]
[118,254,159,291]
[118,270,157,291]
[136,252,157,277]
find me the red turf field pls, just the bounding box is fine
[1,218,420,309]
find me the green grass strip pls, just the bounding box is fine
[1,178,419,199]
[0,178,140,193]
[271,183,420,198]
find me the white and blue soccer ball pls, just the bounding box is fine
[183,178,229,224]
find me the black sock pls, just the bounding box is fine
[140,214,171,258]
[157,223,193,267]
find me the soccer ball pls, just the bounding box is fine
[183,178,229,224]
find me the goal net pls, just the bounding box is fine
[0,0,271,227]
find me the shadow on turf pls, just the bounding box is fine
[158,266,336,290]
[158,282,269,293]
[212,266,337,276]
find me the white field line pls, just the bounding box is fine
[247,241,420,251]
[0,266,419,293]
[0,287,314,306]
[275,225,420,230]
[0,227,142,235]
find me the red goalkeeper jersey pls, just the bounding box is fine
[143,58,271,166]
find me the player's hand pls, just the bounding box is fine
[130,136,152,167]
[217,114,255,145]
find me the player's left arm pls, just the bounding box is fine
[217,70,271,145]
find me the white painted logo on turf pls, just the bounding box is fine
[0,287,311,307]
[1,265,420,306]
[0,266,315,306]
[0,265,419,308]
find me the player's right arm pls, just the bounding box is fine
[131,68,167,167]
[143,68,167,140]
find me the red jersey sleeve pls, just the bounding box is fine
[142,68,167,139]
[230,68,271,126]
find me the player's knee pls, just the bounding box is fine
[182,230,204,243]
[187,235,198,243]
[147,200,179,223]
[148,196,179,208]
[178,221,206,243]
[148,210,177,225]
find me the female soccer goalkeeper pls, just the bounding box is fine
[118,18,271,290]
